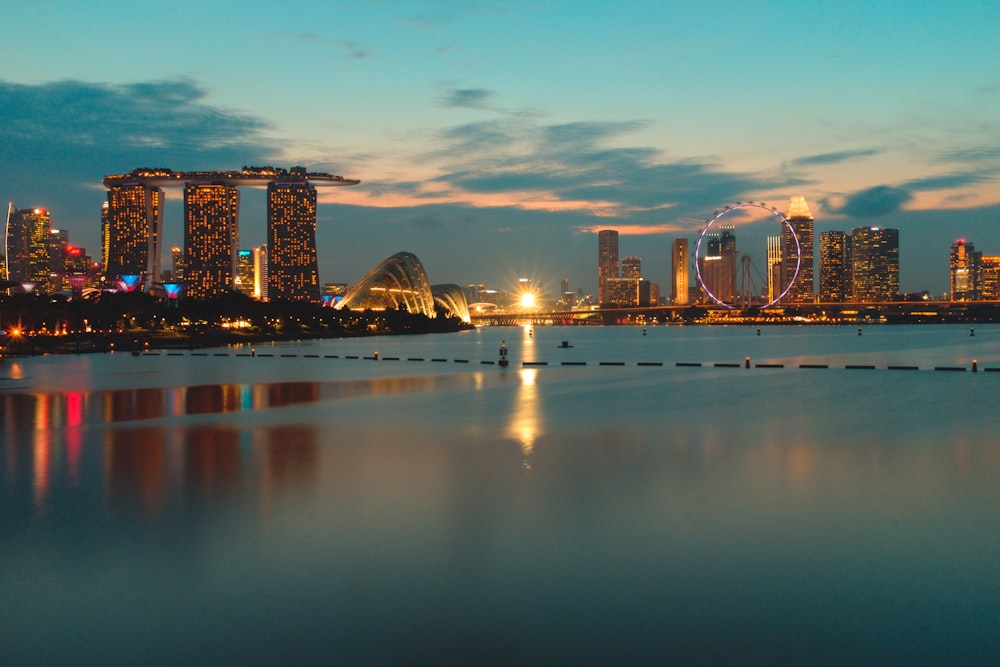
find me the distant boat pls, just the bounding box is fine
[557,340,573,348]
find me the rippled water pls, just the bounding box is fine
[3,324,1000,665]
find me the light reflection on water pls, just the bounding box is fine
[3,325,1000,664]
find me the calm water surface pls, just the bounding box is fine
[3,324,1000,665]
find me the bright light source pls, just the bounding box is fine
[519,292,536,308]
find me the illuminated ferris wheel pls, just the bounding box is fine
[694,202,801,309]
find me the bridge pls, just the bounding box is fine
[470,300,1000,326]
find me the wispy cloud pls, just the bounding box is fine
[267,32,375,59]
[790,148,881,166]
[438,88,497,110]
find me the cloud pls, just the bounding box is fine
[904,171,997,192]
[834,185,913,218]
[937,146,1000,164]
[790,148,881,166]
[267,32,375,59]
[0,78,278,245]
[439,88,496,110]
[423,115,811,225]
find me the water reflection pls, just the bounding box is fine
[507,368,542,471]
[0,375,476,429]
[100,424,319,519]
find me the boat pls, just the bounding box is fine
[557,340,573,348]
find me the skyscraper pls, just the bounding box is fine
[819,231,851,302]
[267,182,320,302]
[782,195,814,303]
[698,230,736,303]
[235,249,255,297]
[254,245,269,301]
[5,206,52,288]
[671,238,689,305]
[950,239,978,301]
[980,256,1000,300]
[171,246,185,282]
[597,229,619,305]
[100,201,110,274]
[767,235,782,303]
[183,184,240,300]
[621,256,642,279]
[851,226,899,302]
[105,183,163,287]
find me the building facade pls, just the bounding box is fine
[980,256,1000,300]
[782,195,814,303]
[183,184,240,300]
[851,226,899,302]
[950,239,978,301]
[671,238,689,305]
[5,206,52,288]
[819,230,852,302]
[267,182,321,302]
[105,183,164,287]
[235,249,255,297]
[597,229,619,306]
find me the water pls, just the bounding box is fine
[3,324,1000,665]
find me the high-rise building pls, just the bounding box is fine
[5,206,52,288]
[254,245,269,301]
[819,231,852,302]
[267,182,320,302]
[171,246,185,282]
[980,256,1000,300]
[605,276,640,307]
[767,235,782,303]
[950,239,978,301]
[183,184,240,300]
[782,195,814,303]
[100,201,110,274]
[598,230,619,305]
[671,238,689,305]
[851,226,899,302]
[698,229,737,303]
[235,249,255,297]
[621,256,642,279]
[105,183,164,288]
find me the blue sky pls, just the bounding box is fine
[2,0,998,297]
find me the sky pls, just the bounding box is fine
[1,0,998,298]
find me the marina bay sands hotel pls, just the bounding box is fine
[102,166,360,300]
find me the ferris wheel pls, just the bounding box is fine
[694,202,801,309]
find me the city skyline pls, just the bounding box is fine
[1,1,998,297]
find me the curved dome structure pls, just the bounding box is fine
[431,283,471,323]
[335,251,437,317]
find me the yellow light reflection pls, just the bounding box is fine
[507,368,542,471]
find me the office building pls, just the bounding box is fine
[851,226,899,302]
[767,235,782,303]
[621,256,642,280]
[950,239,978,301]
[100,201,110,274]
[782,195,814,302]
[183,184,240,300]
[171,246,185,282]
[819,231,852,302]
[598,230,619,305]
[980,256,1000,300]
[671,238,689,305]
[698,229,737,303]
[254,245,269,301]
[5,206,52,288]
[105,183,164,288]
[235,249,255,297]
[267,182,320,302]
